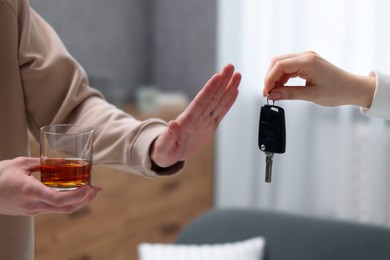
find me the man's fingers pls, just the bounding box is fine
[12,157,41,172]
[215,91,239,124]
[53,186,100,214]
[210,72,241,120]
[152,121,186,167]
[155,121,180,152]
[18,185,101,216]
[202,64,237,115]
[31,182,101,207]
[219,64,235,88]
[25,186,101,215]
[187,64,239,123]
[184,73,223,120]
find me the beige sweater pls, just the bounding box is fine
[0,0,183,259]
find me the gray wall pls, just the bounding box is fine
[30,0,216,104]
[152,0,217,98]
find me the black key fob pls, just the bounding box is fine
[258,104,286,154]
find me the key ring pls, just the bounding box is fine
[266,95,275,106]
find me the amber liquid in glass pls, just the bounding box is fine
[41,158,92,190]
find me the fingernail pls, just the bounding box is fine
[268,92,282,100]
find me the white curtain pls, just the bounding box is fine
[216,0,390,226]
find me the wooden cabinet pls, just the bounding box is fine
[33,104,214,260]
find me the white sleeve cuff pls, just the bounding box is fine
[361,71,390,119]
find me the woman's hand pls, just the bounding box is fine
[150,64,241,168]
[263,51,376,107]
[0,157,101,216]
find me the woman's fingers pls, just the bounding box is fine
[264,51,319,96]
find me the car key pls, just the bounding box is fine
[258,103,286,183]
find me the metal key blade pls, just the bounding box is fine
[265,152,274,183]
[258,103,286,183]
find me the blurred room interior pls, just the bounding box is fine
[29,0,390,259]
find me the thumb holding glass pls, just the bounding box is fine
[40,124,94,191]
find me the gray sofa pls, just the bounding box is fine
[176,208,390,260]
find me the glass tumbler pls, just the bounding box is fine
[40,124,93,191]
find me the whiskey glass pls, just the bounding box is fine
[40,124,93,191]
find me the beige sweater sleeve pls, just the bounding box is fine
[16,1,184,177]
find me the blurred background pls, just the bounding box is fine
[30,0,390,258]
